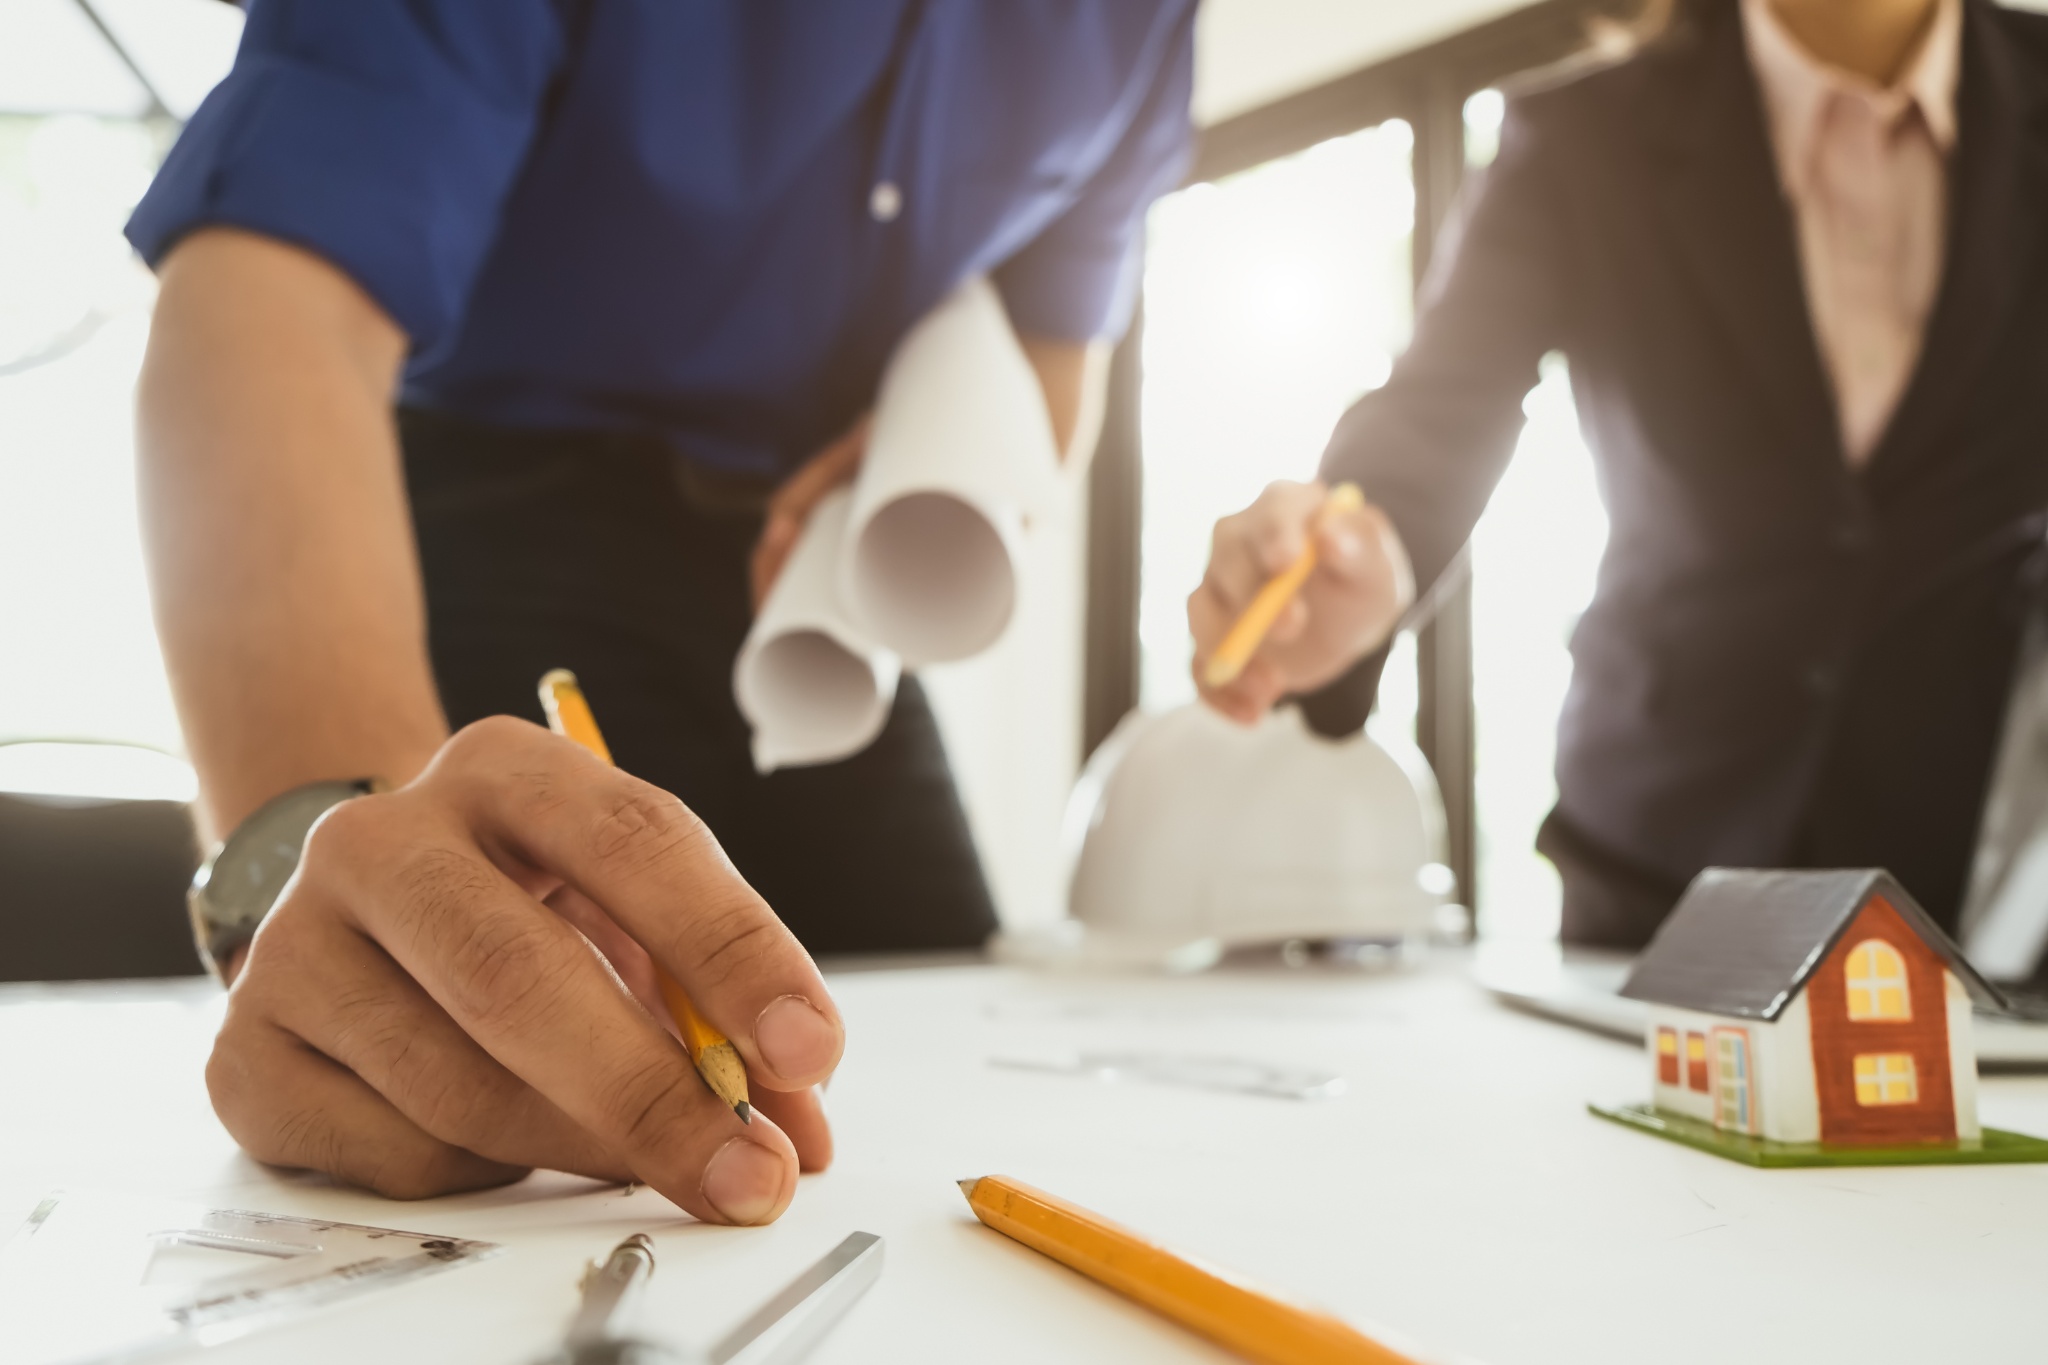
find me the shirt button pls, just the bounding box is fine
[869,181,903,223]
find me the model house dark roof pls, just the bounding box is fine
[1619,868,2004,1021]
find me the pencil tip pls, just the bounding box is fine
[956,1178,979,1200]
[735,1101,753,1125]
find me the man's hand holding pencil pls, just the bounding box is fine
[1189,479,1415,723]
[206,714,841,1225]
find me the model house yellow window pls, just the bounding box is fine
[1854,1053,1918,1106]
[1845,939,1911,1021]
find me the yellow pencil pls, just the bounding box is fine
[538,668,752,1124]
[959,1175,1423,1365]
[1203,483,1366,689]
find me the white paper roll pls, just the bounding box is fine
[733,489,901,773]
[842,276,1060,665]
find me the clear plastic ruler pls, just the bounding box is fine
[0,1189,502,1365]
[989,1049,1347,1100]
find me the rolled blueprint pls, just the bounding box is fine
[841,276,1060,666]
[733,488,900,773]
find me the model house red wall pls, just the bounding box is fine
[1808,895,1955,1146]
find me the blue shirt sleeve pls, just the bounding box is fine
[125,0,571,352]
[994,3,1195,343]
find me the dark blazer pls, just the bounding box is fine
[1311,0,2048,946]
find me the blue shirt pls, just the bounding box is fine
[127,0,1195,477]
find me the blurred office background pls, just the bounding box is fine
[3,0,1717,976]
[1,0,239,978]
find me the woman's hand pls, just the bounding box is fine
[1188,480,1415,723]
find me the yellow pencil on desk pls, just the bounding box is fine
[538,668,753,1125]
[959,1174,1425,1365]
[1203,482,1366,689]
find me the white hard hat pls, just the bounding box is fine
[998,702,1450,970]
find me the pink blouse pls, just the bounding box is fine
[1742,0,1961,466]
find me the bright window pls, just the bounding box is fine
[1463,90,1608,942]
[0,115,182,763]
[1854,1052,1919,1106]
[1138,91,1613,944]
[0,1,244,799]
[1685,1031,1708,1092]
[1846,939,1912,1021]
[1139,119,1418,738]
[1656,1026,1678,1085]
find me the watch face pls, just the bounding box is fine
[198,782,365,929]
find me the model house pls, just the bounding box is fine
[1619,868,2003,1148]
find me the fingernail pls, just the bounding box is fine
[702,1137,785,1225]
[1326,529,1362,560]
[755,995,840,1082]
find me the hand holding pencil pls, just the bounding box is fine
[537,671,839,1179]
[197,706,841,1222]
[1189,480,1415,725]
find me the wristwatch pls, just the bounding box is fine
[187,778,378,981]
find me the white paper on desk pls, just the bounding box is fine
[734,488,901,773]
[841,275,1060,666]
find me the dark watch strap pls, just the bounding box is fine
[187,778,377,980]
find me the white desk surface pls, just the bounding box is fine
[6,955,2048,1365]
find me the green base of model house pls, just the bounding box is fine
[1589,1101,2048,1167]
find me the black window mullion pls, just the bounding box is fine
[1081,302,1146,760]
[1411,70,1479,923]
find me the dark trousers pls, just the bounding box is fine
[399,408,998,955]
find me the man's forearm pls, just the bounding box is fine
[138,229,447,839]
